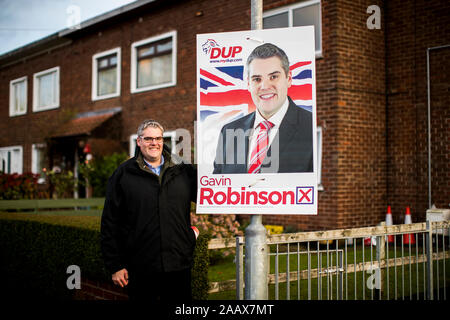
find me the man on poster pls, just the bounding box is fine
[213,43,313,174]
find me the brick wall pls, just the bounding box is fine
[261,0,387,230]
[1,0,448,231]
[386,0,450,224]
[0,0,251,172]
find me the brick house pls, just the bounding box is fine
[0,0,448,230]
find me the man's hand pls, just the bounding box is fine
[112,268,129,287]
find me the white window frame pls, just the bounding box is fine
[130,30,177,94]
[263,0,322,57]
[33,66,60,112]
[9,76,27,117]
[92,47,121,101]
[0,145,23,174]
[129,131,177,157]
[32,143,46,183]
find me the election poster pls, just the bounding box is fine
[196,26,317,214]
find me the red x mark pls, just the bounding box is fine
[298,188,312,203]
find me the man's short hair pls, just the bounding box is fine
[246,43,290,77]
[137,119,164,137]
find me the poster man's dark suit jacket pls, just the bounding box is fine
[213,97,313,174]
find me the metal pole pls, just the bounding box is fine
[245,215,268,299]
[244,0,268,300]
[251,0,263,30]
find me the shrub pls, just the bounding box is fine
[191,207,242,263]
[0,172,41,200]
[191,213,242,239]
[0,214,211,300]
[0,218,106,299]
[45,169,76,198]
[191,233,211,300]
[79,152,128,197]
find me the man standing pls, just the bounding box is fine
[213,43,313,174]
[101,119,198,301]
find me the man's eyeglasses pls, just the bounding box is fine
[140,136,163,143]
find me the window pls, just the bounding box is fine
[32,143,47,183]
[92,47,121,100]
[129,131,177,157]
[9,76,27,116]
[131,31,177,93]
[264,0,322,56]
[33,66,60,112]
[0,146,23,174]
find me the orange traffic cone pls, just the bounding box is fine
[403,206,415,245]
[386,206,394,243]
[364,236,376,246]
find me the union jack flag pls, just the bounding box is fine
[198,60,313,128]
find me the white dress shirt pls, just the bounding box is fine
[247,98,289,168]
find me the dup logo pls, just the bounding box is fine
[202,38,243,60]
[296,187,314,205]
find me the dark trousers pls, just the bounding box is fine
[127,268,192,302]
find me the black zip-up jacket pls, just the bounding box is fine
[100,145,197,274]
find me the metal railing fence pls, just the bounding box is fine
[209,221,449,300]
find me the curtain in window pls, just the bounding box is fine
[293,4,321,51]
[14,81,26,113]
[38,72,55,107]
[137,53,172,88]
[98,67,117,96]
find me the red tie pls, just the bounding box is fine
[248,120,274,174]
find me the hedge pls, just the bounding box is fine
[0,213,210,300]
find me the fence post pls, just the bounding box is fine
[338,250,343,300]
[426,220,434,300]
[235,236,244,300]
[376,222,386,299]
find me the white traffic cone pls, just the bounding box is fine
[403,206,415,245]
[386,206,394,243]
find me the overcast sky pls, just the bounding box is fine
[0,0,137,55]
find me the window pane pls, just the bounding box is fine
[14,81,26,113]
[109,55,117,66]
[157,41,172,53]
[0,148,23,174]
[98,67,117,95]
[98,58,109,68]
[38,72,55,107]
[138,45,155,58]
[12,148,22,174]
[33,145,47,181]
[293,3,321,51]
[137,53,172,88]
[263,12,289,29]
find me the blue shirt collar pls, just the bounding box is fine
[143,155,164,175]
